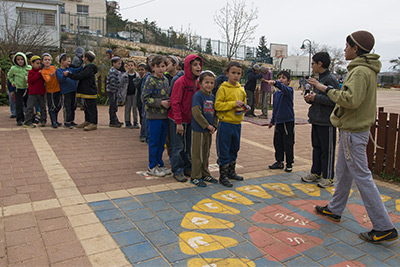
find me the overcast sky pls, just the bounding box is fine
[119,0,400,72]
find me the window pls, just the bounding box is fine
[61,3,65,14]
[19,10,55,26]
[77,5,89,15]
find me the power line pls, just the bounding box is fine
[120,0,157,11]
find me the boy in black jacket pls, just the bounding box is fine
[65,51,98,131]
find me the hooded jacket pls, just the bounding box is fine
[215,81,247,124]
[67,63,98,99]
[71,47,84,68]
[120,71,139,100]
[270,81,294,125]
[328,54,381,132]
[7,52,32,90]
[168,55,203,124]
[28,67,46,95]
[307,70,339,126]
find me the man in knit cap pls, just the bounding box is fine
[309,30,398,243]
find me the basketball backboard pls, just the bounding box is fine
[270,43,288,59]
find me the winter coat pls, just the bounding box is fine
[168,54,203,124]
[215,81,247,125]
[56,67,82,94]
[270,81,294,125]
[328,54,381,132]
[7,52,31,90]
[307,70,339,126]
[67,63,98,99]
[28,68,46,95]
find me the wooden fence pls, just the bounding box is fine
[367,107,400,177]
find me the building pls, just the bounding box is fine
[60,0,107,35]
[0,0,63,48]
[275,55,310,77]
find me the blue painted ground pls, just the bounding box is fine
[89,172,400,266]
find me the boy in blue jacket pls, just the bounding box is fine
[56,53,82,128]
[267,71,295,172]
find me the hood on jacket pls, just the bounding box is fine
[221,81,241,89]
[86,63,98,74]
[12,52,28,67]
[75,47,85,57]
[183,54,203,81]
[347,53,381,74]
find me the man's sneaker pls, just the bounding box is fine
[315,205,341,222]
[301,174,322,183]
[174,174,187,182]
[23,123,36,128]
[77,121,90,128]
[317,178,334,188]
[191,178,207,187]
[84,123,97,131]
[203,176,218,184]
[359,228,398,243]
[285,164,293,172]
[159,166,172,175]
[147,166,166,177]
[269,161,284,169]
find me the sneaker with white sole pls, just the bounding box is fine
[159,165,172,175]
[147,166,166,177]
[301,174,322,183]
[317,178,334,188]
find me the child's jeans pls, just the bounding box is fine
[25,94,47,124]
[216,121,241,166]
[169,120,192,175]
[63,91,77,123]
[148,119,168,169]
[108,92,119,124]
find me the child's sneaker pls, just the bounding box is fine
[84,123,97,131]
[147,166,166,177]
[315,205,341,222]
[191,178,206,187]
[77,121,90,128]
[23,123,36,128]
[203,176,218,184]
[159,166,172,175]
[317,178,334,188]
[269,161,284,169]
[39,121,46,127]
[70,122,78,127]
[285,163,293,172]
[359,228,398,243]
[133,123,140,129]
[173,174,187,182]
[301,174,321,183]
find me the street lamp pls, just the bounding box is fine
[301,39,312,76]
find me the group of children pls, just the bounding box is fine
[7,49,99,131]
[7,48,295,188]
[140,53,295,188]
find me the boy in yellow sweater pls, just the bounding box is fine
[215,61,250,187]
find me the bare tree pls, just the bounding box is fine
[390,57,400,72]
[0,1,55,55]
[300,41,346,73]
[214,0,258,61]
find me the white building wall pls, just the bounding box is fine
[0,0,62,48]
[274,55,311,77]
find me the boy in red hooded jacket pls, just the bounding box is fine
[168,54,203,182]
